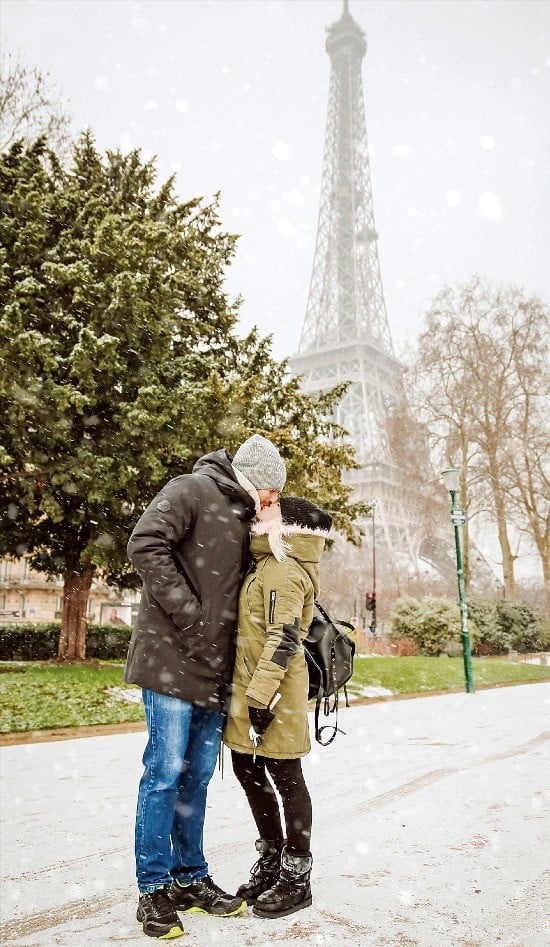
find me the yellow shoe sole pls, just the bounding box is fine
[137,921,185,939]
[182,901,247,917]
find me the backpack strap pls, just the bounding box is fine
[312,600,351,745]
[315,601,355,637]
[314,690,347,745]
[314,600,333,624]
[313,640,347,745]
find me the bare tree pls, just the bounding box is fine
[501,297,550,614]
[408,290,487,591]
[412,276,549,608]
[0,51,72,152]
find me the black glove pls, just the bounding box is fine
[248,705,275,736]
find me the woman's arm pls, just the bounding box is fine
[245,558,307,708]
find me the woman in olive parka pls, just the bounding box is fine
[224,496,332,920]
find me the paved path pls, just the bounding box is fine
[1,683,548,946]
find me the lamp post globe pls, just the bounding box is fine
[440,467,460,493]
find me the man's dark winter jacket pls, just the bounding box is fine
[124,450,255,711]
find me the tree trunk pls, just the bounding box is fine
[58,566,94,660]
[526,513,549,620]
[543,554,550,623]
[515,450,549,619]
[489,470,516,600]
[460,452,470,593]
[463,518,471,593]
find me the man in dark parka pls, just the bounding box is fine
[125,436,286,939]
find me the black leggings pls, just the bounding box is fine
[231,751,312,856]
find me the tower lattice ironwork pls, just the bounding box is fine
[291,1,496,604]
[290,1,431,589]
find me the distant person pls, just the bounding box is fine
[108,608,128,626]
[125,435,286,939]
[224,496,332,919]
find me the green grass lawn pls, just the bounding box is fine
[1,657,549,733]
[349,655,550,696]
[0,663,144,733]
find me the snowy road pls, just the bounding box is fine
[1,684,548,947]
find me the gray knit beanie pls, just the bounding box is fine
[232,434,287,491]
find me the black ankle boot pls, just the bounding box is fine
[237,839,283,904]
[252,846,312,918]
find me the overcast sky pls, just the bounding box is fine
[2,0,549,360]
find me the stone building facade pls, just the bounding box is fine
[0,557,138,626]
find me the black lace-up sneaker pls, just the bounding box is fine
[137,887,185,939]
[169,874,245,916]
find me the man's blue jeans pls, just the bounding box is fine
[135,688,224,892]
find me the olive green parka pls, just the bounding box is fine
[224,520,328,760]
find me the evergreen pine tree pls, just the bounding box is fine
[0,135,364,659]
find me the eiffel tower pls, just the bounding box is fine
[289,1,443,597]
[289,0,498,613]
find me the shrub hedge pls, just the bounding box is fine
[389,595,548,656]
[0,623,132,661]
[388,596,477,656]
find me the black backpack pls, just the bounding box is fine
[303,601,355,745]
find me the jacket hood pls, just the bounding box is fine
[252,516,330,562]
[193,449,256,520]
[192,448,234,478]
[251,515,328,560]
[250,530,324,596]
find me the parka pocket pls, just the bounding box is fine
[242,574,257,616]
[174,594,203,633]
[234,650,254,684]
[269,589,300,628]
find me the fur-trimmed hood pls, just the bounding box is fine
[251,516,330,567]
[252,520,332,541]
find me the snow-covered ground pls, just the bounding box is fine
[1,684,548,947]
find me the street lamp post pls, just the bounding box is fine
[440,468,475,694]
[371,502,376,634]
[366,502,377,634]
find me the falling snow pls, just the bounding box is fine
[1,684,547,945]
[477,191,504,221]
[272,141,291,162]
